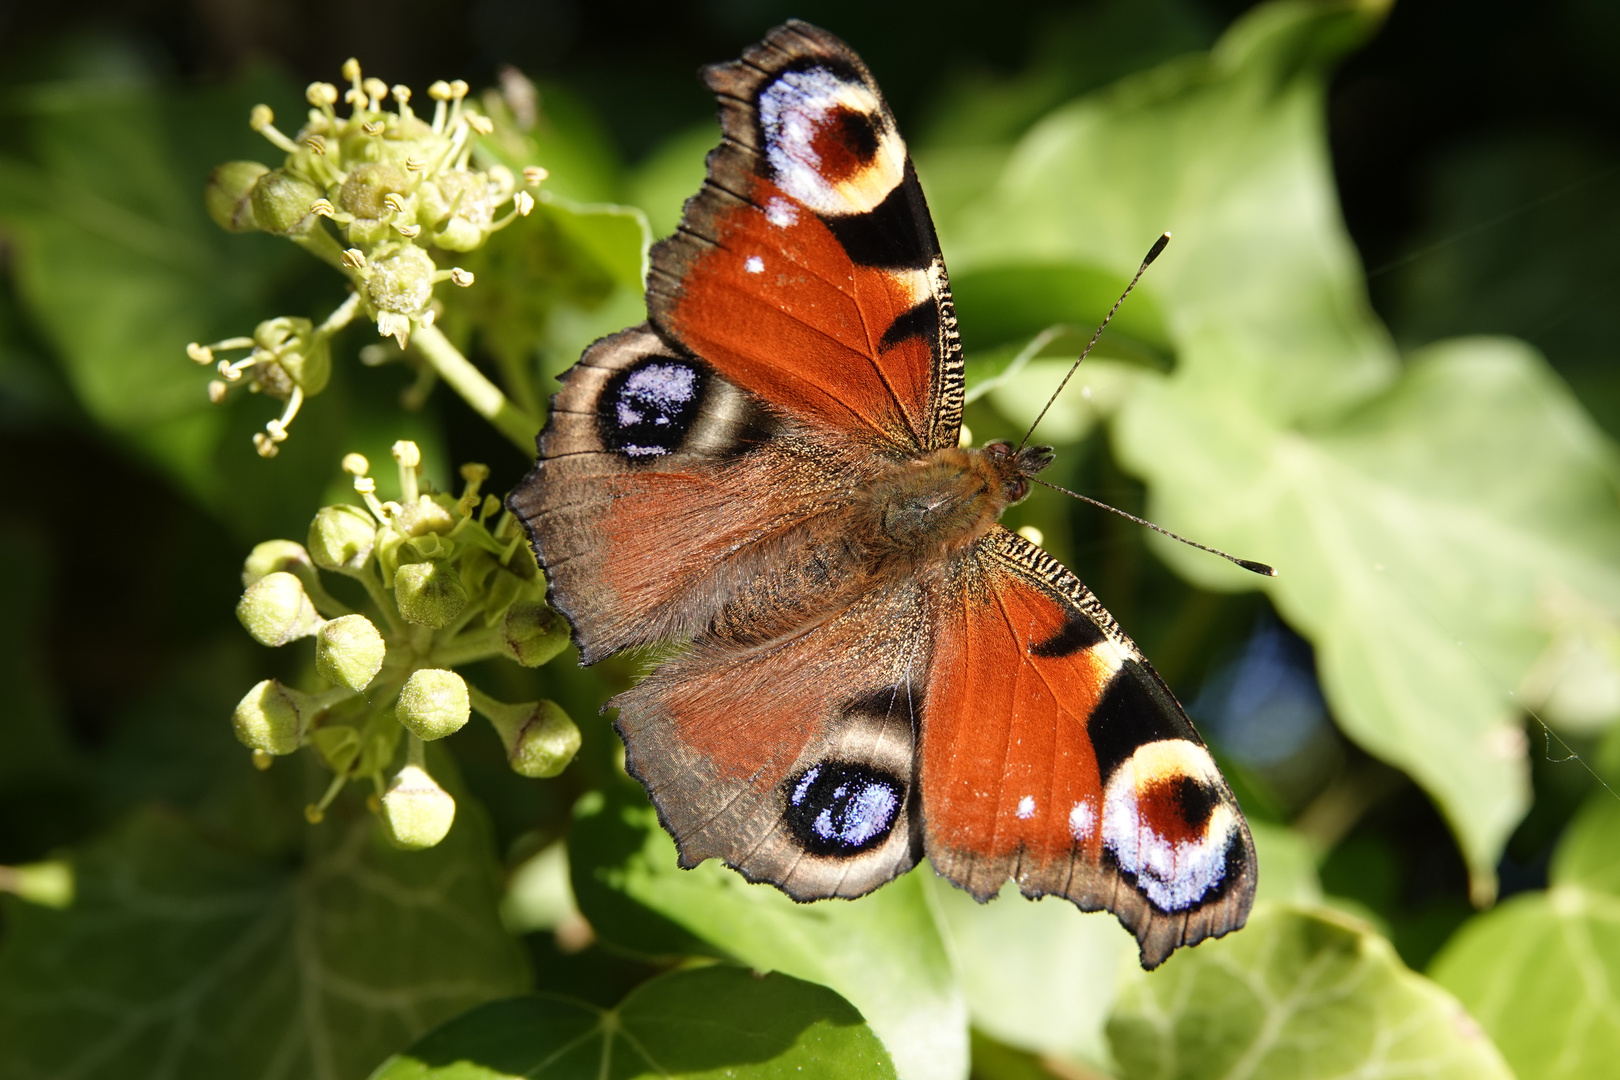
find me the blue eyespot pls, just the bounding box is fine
[599,358,703,458]
[784,761,903,856]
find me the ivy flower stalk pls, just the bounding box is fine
[193,59,544,456]
[231,441,575,848]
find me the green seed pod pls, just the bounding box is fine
[365,245,436,316]
[312,723,362,774]
[237,571,323,646]
[502,601,570,667]
[396,668,470,740]
[337,161,410,219]
[250,169,324,236]
[232,678,315,755]
[309,505,377,570]
[395,560,467,627]
[485,698,580,778]
[205,161,269,232]
[379,764,456,849]
[242,539,313,587]
[316,614,386,691]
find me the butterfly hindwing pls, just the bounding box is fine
[923,528,1257,968]
[613,579,932,898]
[647,20,964,452]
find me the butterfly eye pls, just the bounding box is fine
[1008,478,1029,503]
[984,440,1012,459]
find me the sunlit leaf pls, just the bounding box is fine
[570,783,968,1080]
[371,964,897,1079]
[1109,905,1513,1079]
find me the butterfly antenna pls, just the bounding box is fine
[1018,231,1171,451]
[1031,476,1277,577]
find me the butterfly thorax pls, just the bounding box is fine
[853,441,1053,576]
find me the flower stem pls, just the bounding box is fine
[411,324,540,453]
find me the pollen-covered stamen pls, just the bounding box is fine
[207,380,229,404]
[428,80,452,133]
[512,190,534,216]
[392,84,414,120]
[363,77,388,112]
[522,166,548,185]
[447,268,474,287]
[310,198,337,218]
[341,248,368,270]
[304,134,328,155]
[392,440,422,502]
[249,104,299,153]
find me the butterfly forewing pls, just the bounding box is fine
[647,22,964,452]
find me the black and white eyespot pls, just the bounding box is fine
[783,760,905,857]
[757,64,905,218]
[597,357,705,459]
[1100,739,1244,913]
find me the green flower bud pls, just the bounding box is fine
[392,494,457,538]
[395,560,467,627]
[366,245,435,316]
[502,601,570,667]
[250,169,324,236]
[237,571,323,646]
[397,669,470,740]
[254,316,331,395]
[232,678,316,755]
[433,215,483,253]
[380,764,456,849]
[206,161,269,232]
[316,614,386,691]
[242,539,314,587]
[3,860,74,908]
[309,505,377,570]
[312,723,362,773]
[338,162,410,219]
[485,699,580,778]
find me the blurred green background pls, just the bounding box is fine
[1,1,1618,1078]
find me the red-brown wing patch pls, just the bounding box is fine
[921,528,1257,969]
[509,324,869,663]
[613,579,935,900]
[646,20,964,451]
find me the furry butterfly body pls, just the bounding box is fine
[511,20,1256,968]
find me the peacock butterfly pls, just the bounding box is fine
[509,19,1256,968]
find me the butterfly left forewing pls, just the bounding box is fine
[923,528,1257,969]
[648,19,964,452]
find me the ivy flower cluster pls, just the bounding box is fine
[232,441,576,849]
[189,58,545,457]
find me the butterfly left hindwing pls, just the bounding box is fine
[510,19,1257,969]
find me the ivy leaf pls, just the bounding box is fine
[1428,729,1620,1080]
[1107,906,1513,1079]
[569,783,968,1080]
[371,964,897,1079]
[0,800,528,1080]
[938,0,1620,891]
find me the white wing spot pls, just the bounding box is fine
[744,255,765,274]
[1016,795,1036,820]
[765,197,798,228]
[1068,801,1095,841]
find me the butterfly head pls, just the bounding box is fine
[980,439,1054,506]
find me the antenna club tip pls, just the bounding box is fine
[1237,559,1277,577]
[1144,232,1172,266]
